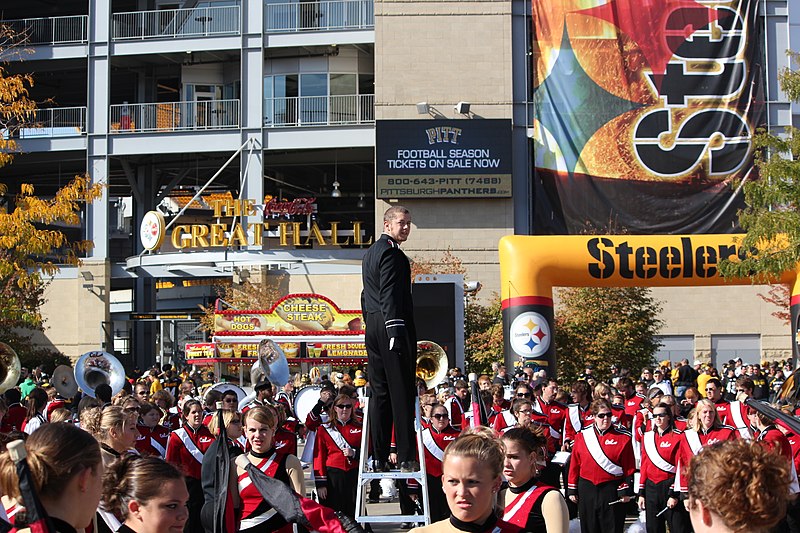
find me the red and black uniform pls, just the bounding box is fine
[1,403,26,432]
[786,430,800,479]
[611,404,632,430]
[419,424,459,522]
[274,427,298,456]
[568,425,635,533]
[756,425,794,463]
[45,396,67,421]
[631,408,652,466]
[238,450,294,532]
[638,427,690,533]
[726,400,752,438]
[161,409,181,431]
[675,425,737,494]
[535,398,568,443]
[418,514,523,532]
[165,424,214,533]
[713,399,732,427]
[135,423,170,457]
[488,399,511,425]
[624,393,646,418]
[501,478,559,531]
[313,418,362,519]
[492,410,517,434]
[563,404,593,445]
[444,396,467,431]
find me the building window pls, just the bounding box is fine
[711,334,760,367]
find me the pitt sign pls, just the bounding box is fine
[499,235,800,373]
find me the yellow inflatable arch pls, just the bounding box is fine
[499,234,799,372]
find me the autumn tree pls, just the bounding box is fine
[554,286,663,383]
[0,26,103,367]
[719,54,800,280]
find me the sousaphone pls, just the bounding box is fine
[74,350,126,398]
[416,340,449,390]
[52,365,78,398]
[0,343,21,395]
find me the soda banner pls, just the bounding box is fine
[531,0,763,234]
[214,294,364,335]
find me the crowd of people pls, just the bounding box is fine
[0,355,796,533]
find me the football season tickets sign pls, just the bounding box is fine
[531,0,763,234]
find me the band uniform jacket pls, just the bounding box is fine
[568,425,635,497]
[1,403,26,433]
[136,423,170,457]
[713,399,732,426]
[638,427,682,493]
[360,233,416,346]
[501,479,559,531]
[535,398,568,441]
[563,404,594,444]
[624,394,646,418]
[785,431,800,479]
[313,418,362,488]
[273,427,298,456]
[165,424,214,479]
[675,425,737,493]
[421,425,460,478]
[45,397,67,421]
[444,396,467,431]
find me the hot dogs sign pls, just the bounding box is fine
[214,294,365,335]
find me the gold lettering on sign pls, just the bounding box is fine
[305,222,327,246]
[329,222,349,246]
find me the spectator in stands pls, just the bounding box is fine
[674,359,698,399]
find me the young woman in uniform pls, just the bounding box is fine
[500,426,569,532]
[0,423,104,533]
[415,428,522,533]
[21,388,48,434]
[81,406,140,467]
[237,405,304,532]
[102,454,189,533]
[135,403,170,458]
[165,399,213,533]
[419,403,460,522]
[313,393,361,519]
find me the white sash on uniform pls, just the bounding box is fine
[643,431,676,473]
[323,423,356,454]
[239,508,278,529]
[175,428,204,464]
[583,428,623,476]
[238,452,278,491]
[150,437,166,457]
[502,485,537,522]
[728,401,752,439]
[684,429,703,455]
[568,406,582,433]
[421,428,445,462]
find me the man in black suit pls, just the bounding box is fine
[361,205,418,472]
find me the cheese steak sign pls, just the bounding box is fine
[376,119,513,198]
[214,294,365,335]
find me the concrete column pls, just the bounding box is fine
[133,165,158,369]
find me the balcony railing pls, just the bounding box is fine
[112,5,240,41]
[2,15,88,45]
[265,94,374,127]
[3,107,87,138]
[109,100,240,133]
[265,0,373,32]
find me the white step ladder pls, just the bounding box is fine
[354,396,431,527]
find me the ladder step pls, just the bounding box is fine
[359,471,424,480]
[356,515,427,524]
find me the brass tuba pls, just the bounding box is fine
[415,340,449,390]
[0,343,21,395]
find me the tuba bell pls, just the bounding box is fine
[0,343,21,395]
[74,351,126,398]
[416,340,449,390]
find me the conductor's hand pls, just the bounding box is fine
[317,487,328,500]
[638,496,646,511]
[569,495,578,504]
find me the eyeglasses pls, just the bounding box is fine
[432,413,449,419]
[516,393,531,398]
[595,412,613,419]
[653,413,670,418]
[335,404,353,410]
[518,410,532,415]
[136,391,148,396]
[705,388,717,392]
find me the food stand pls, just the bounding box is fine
[186,294,367,386]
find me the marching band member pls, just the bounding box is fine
[618,378,646,419]
[749,407,799,494]
[415,429,522,533]
[151,390,181,431]
[81,405,139,466]
[207,408,245,452]
[135,402,170,457]
[631,388,662,466]
[567,399,635,533]
[703,379,731,426]
[243,380,274,413]
[563,381,594,448]
[488,384,511,425]
[313,393,362,519]
[420,393,437,429]
[637,403,690,533]
[1,390,26,433]
[443,380,469,431]
[202,390,238,426]
[272,403,298,456]
[419,404,460,522]
[21,388,48,435]
[727,376,754,439]
[165,399,214,533]
[44,386,68,422]
[492,384,532,434]
[500,427,569,533]
[102,454,189,533]
[675,398,737,496]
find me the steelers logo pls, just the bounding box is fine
[509,312,550,358]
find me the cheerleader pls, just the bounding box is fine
[415,429,522,533]
[165,399,214,533]
[135,402,170,457]
[237,405,304,532]
[500,426,568,532]
[313,393,361,519]
[419,404,460,522]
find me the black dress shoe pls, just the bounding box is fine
[399,460,420,472]
[370,460,389,472]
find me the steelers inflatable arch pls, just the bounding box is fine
[499,234,799,373]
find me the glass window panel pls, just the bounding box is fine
[300,73,327,96]
[330,73,356,95]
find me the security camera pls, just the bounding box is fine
[464,281,482,294]
[455,101,471,115]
